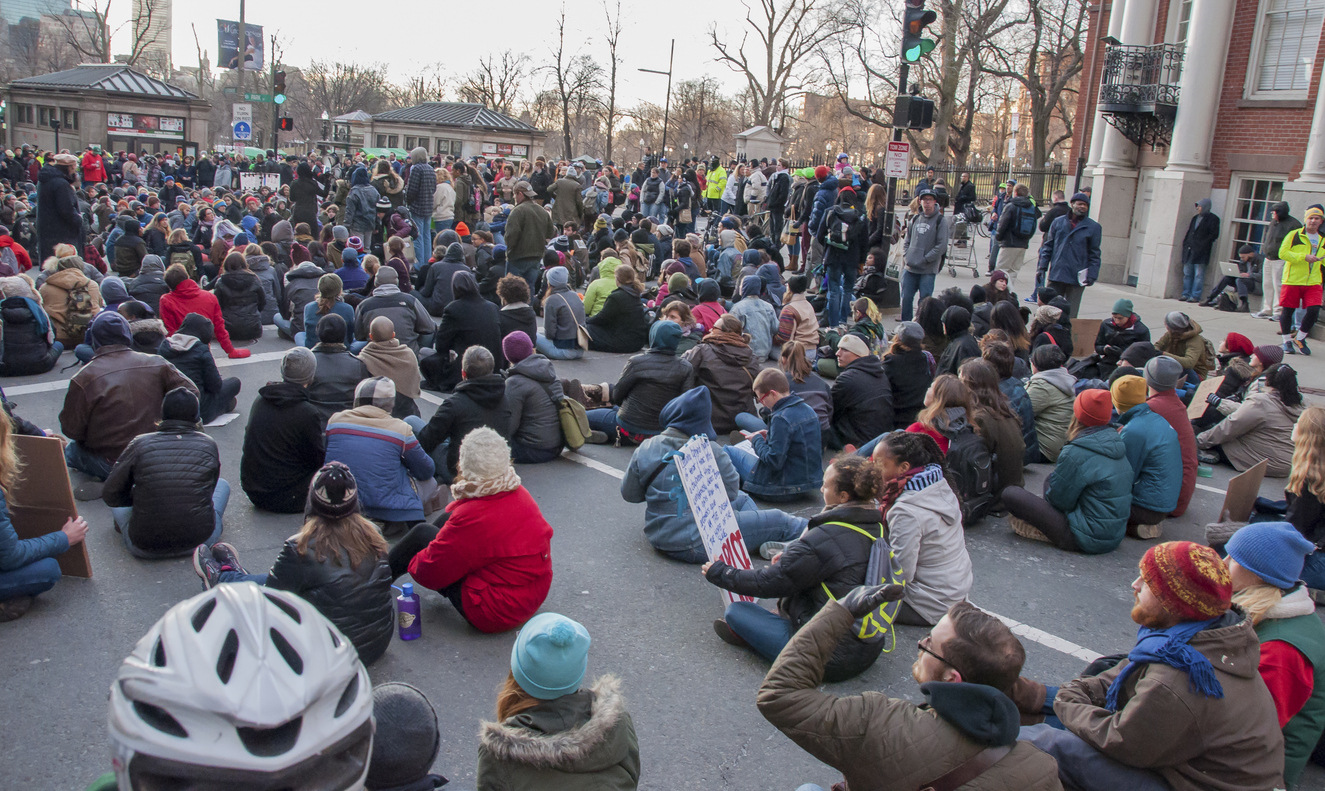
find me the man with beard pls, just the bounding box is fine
[757,586,1062,791]
[1021,541,1284,791]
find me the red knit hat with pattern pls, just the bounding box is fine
[1139,541,1232,620]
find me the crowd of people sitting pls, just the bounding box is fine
[0,144,1322,790]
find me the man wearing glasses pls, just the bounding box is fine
[758,586,1062,791]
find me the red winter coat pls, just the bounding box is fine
[0,236,32,272]
[81,152,106,183]
[1146,391,1196,517]
[159,278,238,355]
[408,486,553,633]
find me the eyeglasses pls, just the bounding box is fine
[917,634,955,668]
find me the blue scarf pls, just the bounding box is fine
[1105,617,1223,711]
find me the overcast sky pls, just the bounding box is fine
[139,0,753,108]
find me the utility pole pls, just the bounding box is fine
[234,0,245,150]
[638,39,675,159]
[876,62,910,278]
[270,33,278,152]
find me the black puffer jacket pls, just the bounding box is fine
[101,418,221,555]
[0,296,60,376]
[419,243,469,315]
[1094,317,1151,366]
[213,270,266,340]
[241,382,326,513]
[830,355,894,446]
[283,262,324,334]
[505,355,565,452]
[423,270,502,392]
[265,538,393,665]
[613,350,695,435]
[705,504,885,681]
[417,373,511,477]
[882,347,933,430]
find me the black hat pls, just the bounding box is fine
[161,387,200,424]
[367,682,441,790]
[306,462,360,519]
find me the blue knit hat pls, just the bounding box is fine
[1227,522,1315,590]
[511,613,591,700]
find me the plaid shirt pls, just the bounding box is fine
[405,164,437,218]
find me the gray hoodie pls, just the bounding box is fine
[903,206,949,274]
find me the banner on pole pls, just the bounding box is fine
[217,20,264,71]
[673,435,755,606]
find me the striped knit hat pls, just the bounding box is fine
[1139,541,1232,620]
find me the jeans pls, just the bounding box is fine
[646,201,667,224]
[410,212,431,266]
[1302,551,1325,590]
[853,429,900,458]
[508,257,543,297]
[734,412,767,432]
[899,271,936,322]
[1020,724,1171,791]
[724,601,794,661]
[0,556,60,601]
[535,335,583,359]
[65,441,113,480]
[511,441,563,464]
[733,507,809,548]
[113,479,231,559]
[273,314,293,340]
[434,219,454,234]
[1181,260,1206,301]
[722,443,759,482]
[404,416,453,483]
[75,343,94,364]
[824,260,852,326]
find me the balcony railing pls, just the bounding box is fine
[1098,42,1184,148]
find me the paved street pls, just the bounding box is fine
[1,251,1323,789]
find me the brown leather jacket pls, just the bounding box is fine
[59,346,198,462]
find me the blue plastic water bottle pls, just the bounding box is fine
[395,584,422,641]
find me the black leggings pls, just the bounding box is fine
[387,521,441,580]
[1281,304,1321,336]
[1001,484,1079,552]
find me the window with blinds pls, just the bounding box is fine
[1251,0,1325,97]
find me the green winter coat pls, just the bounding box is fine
[1044,425,1132,554]
[477,675,640,791]
[583,257,623,317]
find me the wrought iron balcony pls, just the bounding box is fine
[1098,42,1184,149]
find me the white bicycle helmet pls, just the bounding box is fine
[107,582,373,791]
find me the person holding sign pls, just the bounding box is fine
[702,455,891,682]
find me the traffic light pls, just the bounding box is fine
[902,0,937,63]
[893,96,935,130]
[278,117,294,131]
[274,70,286,105]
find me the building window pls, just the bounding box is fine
[405,136,426,151]
[1170,0,1193,43]
[386,135,398,148]
[14,104,33,125]
[1248,0,1325,98]
[437,138,463,157]
[62,109,78,130]
[1227,176,1285,262]
[376,134,387,148]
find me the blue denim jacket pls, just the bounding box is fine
[744,393,823,498]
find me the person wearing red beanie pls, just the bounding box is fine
[813,165,829,182]
[1023,540,1282,791]
[1000,389,1133,554]
[1223,331,1255,358]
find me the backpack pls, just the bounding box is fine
[1016,204,1038,239]
[818,521,905,652]
[945,428,997,526]
[556,396,591,450]
[826,209,852,250]
[962,203,983,224]
[169,248,196,278]
[64,280,97,342]
[0,246,17,274]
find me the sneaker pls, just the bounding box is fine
[0,594,34,623]
[1284,340,1297,355]
[713,619,750,648]
[1253,308,1271,318]
[759,541,788,560]
[193,545,223,589]
[1023,296,1037,304]
[586,430,610,445]
[1197,449,1221,465]
[1294,337,1312,356]
[209,542,245,574]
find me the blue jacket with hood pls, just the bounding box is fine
[1117,403,1182,514]
[743,392,823,500]
[621,386,752,555]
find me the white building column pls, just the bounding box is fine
[1136,0,1238,298]
[1284,36,1325,216]
[1086,0,1131,169]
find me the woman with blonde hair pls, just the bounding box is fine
[477,613,639,789]
[193,462,394,665]
[433,167,456,233]
[299,272,355,347]
[777,340,833,434]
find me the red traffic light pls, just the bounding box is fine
[278,117,294,131]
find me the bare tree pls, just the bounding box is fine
[708,0,849,133]
[670,78,738,158]
[457,51,529,115]
[982,0,1089,181]
[50,0,156,65]
[294,61,397,118]
[398,64,449,107]
[545,7,605,158]
[601,1,623,163]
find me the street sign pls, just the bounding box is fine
[1006,137,1018,159]
[243,93,271,102]
[232,121,252,141]
[885,141,910,178]
[232,103,252,124]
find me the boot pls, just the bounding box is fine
[1239,297,1250,313]
[787,253,799,273]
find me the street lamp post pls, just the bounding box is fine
[321,111,330,142]
[638,39,675,156]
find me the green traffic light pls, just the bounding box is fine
[903,38,936,62]
[274,94,286,105]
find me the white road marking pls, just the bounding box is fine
[562,448,1107,662]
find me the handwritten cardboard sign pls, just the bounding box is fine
[673,435,754,606]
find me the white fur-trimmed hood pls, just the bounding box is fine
[478,675,629,770]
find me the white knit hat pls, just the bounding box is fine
[457,426,512,483]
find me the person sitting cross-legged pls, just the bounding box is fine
[240,347,326,514]
[761,592,1062,791]
[407,345,511,484]
[1021,541,1285,791]
[725,368,822,502]
[103,387,228,559]
[157,313,241,424]
[390,427,553,634]
[501,330,566,464]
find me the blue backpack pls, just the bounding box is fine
[1016,204,1038,239]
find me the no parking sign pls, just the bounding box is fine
[674,435,755,606]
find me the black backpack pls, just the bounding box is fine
[945,427,997,526]
[1016,204,1038,239]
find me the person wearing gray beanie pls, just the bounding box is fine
[367,682,446,790]
[1144,355,1184,392]
[1141,353,1199,517]
[238,348,327,514]
[537,265,585,360]
[1154,310,1213,379]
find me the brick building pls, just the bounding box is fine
[1072,0,1325,299]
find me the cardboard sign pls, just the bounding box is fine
[1188,376,1226,419]
[239,172,281,191]
[8,435,90,578]
[673,436,755,606]
[1068,318,1101,360]
[1221,458,1269,523]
